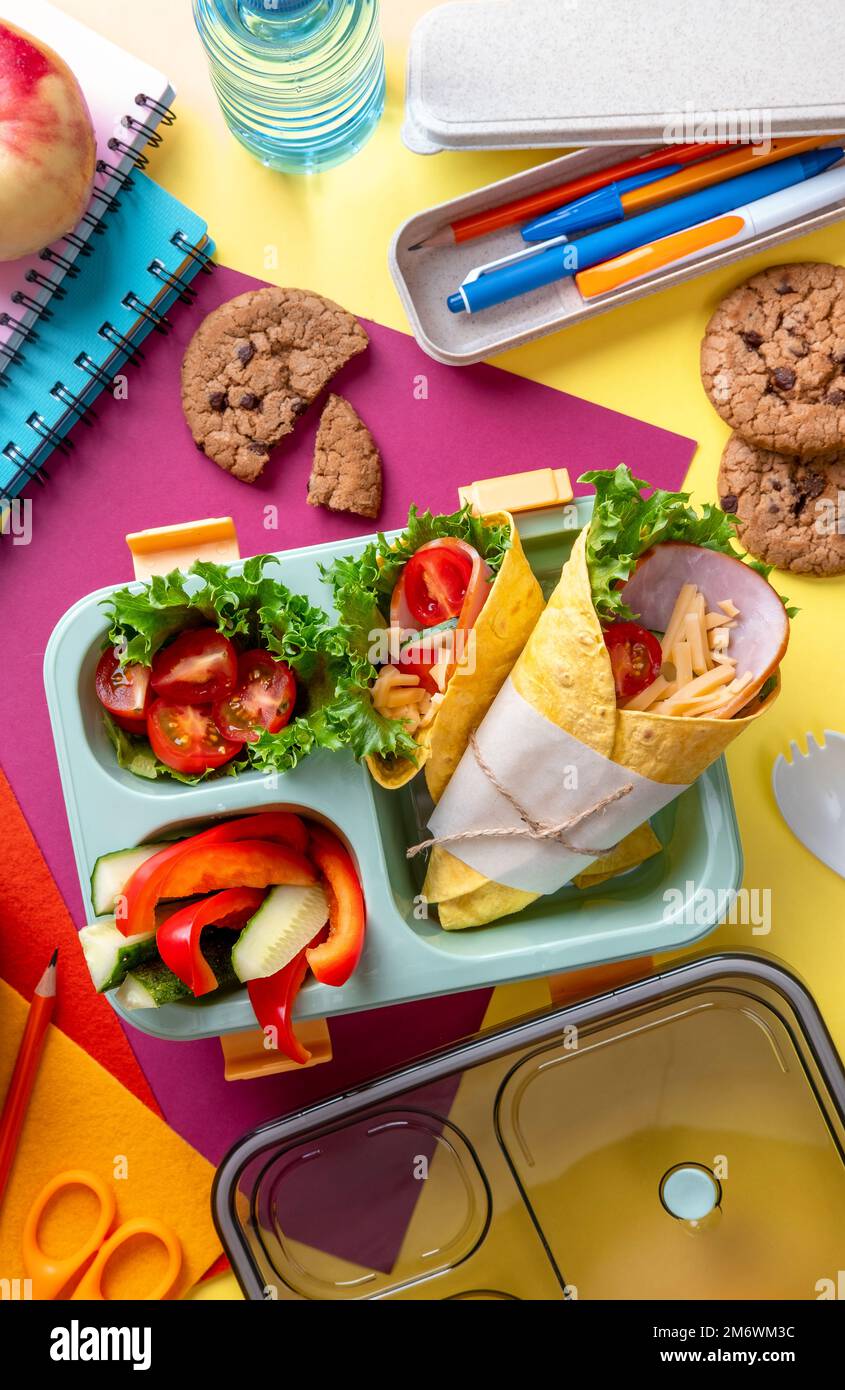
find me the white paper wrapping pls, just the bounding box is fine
[427,679,690,894]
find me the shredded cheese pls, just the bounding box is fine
[661,583,697,658]
[371,665,432,736]
[624,582,751,721]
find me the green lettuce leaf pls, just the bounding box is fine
[100,556,412,780]
[315,507,510,767]
[322,504,511,634]
[579,466,770,623]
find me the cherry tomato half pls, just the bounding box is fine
[402,543,475,628]
[603,622,663,703]
[147,699,242,775]
[151,629,237,704]
[397,627,456,695]
[95,648,152,733]
[212,650,297,745]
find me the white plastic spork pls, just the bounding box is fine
[772,731,845,881]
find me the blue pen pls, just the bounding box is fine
[447,148,843,315]
[521,167,683,241]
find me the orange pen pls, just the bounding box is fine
[577,155,845,299]
[408,141,741,250]
[522,136,832,242]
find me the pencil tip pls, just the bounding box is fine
[49,947,58,967]
[408,240,424,252]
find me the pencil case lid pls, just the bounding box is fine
[404,0,845,154]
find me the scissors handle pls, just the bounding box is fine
[72,1216,183,1301]
[23,1170,115,1300]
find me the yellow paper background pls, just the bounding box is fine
[49,0,845,1232]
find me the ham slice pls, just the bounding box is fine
[620,543,789,713]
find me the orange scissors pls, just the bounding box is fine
[23,1169,182,1300]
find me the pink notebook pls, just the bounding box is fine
[0,0,175,370]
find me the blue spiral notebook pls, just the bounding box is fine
[0,173,214,498]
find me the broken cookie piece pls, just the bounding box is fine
[181,287,369,483]
[307,394,383,519]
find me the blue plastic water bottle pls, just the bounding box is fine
[192,0,385,174]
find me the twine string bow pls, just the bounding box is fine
[406,734,634,861]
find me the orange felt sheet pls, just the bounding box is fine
[0,763,160,1113]
[0,978,221,1298]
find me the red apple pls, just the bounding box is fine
[0,20,96,261]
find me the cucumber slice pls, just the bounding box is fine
[114,929,239,1010]
[79,919,157,993]
[90,844,167,916]
[232,884,329,983]
[114,972,160,1011]
[398,617,457,652]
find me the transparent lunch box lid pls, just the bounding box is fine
[213,954,845,1300]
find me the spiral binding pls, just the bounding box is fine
[12,292,53,320]
[0,313,38,344]
[2,442,48,487]
[172,231,215,274]
[40,249,81,280]
[51,382,98,427]
[123,291,172,336]
[0,89,194,495]
[75,352,115,389]
[135,93,177,126]
[27,413,74,456]
[96,160,135,191]
[107,137,149,170]
[122,114,164,149]
[0,89,175,357]
[25,270,66,301]
[148,259,197,304]
[62,231,93,258]
[98,322,146,366]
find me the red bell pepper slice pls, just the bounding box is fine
[158,840,314,900]
[248,949,312,1065]
[157,887,267,997]
[305,826,365,988]
[117,812,308,937]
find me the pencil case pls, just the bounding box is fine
[393,0,845,365]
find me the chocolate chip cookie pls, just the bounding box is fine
[719,433,845,575]
[307,394,382,518]
[181,287,368,482]
[701,263,845,458]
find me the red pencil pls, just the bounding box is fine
[0,949,58,1212]
[409,142,742,251]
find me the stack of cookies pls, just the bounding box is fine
[702,262,845,576]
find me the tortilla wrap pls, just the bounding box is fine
[423,528,786,928]
[366,513,544,798]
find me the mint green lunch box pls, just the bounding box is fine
[43,500,743,1042]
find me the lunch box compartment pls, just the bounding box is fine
[45,510,745,1042]
[213,956,845,1300]
[246,1108,492,1299]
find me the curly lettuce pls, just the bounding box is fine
[579,466,796,623]
[323,504,511,643]
[100,556,414,779]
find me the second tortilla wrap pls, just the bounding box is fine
[367,513,545,799]
[423,528,782,928]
